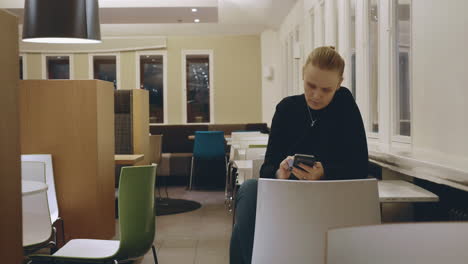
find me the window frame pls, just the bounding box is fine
[88,53,121,89]
[366,0,380,139]
[181,50,214,125]
[42,54,74,80]
[391,0,413,144]
[309,8,315,52]
[135,50,168,125]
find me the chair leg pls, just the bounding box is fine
[189,157,194,190]
[152,245,159,264]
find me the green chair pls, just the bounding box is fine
[28,165,158,264]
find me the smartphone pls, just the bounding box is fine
[291,154,316,171]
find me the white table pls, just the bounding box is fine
[233,167,439,204]
[233,160,253,185]
[377,180,439,203]
[22,180,48,196]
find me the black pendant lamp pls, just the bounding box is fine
[22,0,101,44]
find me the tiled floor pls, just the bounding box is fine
[131,186,232,264]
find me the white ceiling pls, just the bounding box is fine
[1,0,298,36]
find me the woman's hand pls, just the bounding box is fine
[276,156,294,179]
[291,162,324,181]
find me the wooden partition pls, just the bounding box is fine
[0,10,23,264]
[132,89,150,165]
[19,80,115,241]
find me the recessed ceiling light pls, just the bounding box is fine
[194,19,200,23]
[192,8,198,12]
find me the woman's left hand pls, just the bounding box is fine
[291,162,324,181]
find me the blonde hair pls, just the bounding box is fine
[303,46,345,77]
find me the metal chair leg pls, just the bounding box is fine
[152,245,159,264]
[189,157,194,190]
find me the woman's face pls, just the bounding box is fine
[303,64,343,110]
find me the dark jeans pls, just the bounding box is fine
[230,179,258,264]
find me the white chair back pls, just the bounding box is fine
[22,161,46,183]
[22,154,59,223]
[327,222,468,264]
[21,161,52,247]
[252,178,381,264]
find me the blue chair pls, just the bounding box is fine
[190,131,227,190]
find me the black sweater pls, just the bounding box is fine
[259,87,368,180]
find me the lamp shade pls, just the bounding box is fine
[22,0,101,44]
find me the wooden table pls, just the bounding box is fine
[114,154,144,165]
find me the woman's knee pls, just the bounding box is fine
[237,179,258,202]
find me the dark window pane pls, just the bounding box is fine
[94,56,117,89]
[351,52,356,99]
[369,0,379,133]
[395,1,411,137]
[186,55,210,123]
[19,57,23,80]
[140,55,164,123]
[47,56,70,79]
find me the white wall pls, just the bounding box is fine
[411,0,468,167]
[261,0,468,182]
[261,30,282,126]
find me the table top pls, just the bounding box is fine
[232,160,253,169]
[22,180,48,196]
[377,180,439,203]
[114,154,144,165]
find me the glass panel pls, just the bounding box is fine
[93,56,117,89]
[46,56,70,79]
[140,55,164,123]
[350,0,356,98]
[320,2,325,45]
[289,33,294,95]
[395,0,411,136]
[19,56,23,80]
[310,11,315,49]
[369,0,379,133]
[186,55,210,123]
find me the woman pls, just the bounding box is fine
[229,46,368,264]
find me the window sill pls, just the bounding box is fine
[368,145,468,192]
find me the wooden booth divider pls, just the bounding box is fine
[19,80,115,242]
[0,9,23,263]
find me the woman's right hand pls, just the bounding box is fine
[276,156,293,179]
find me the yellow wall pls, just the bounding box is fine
[74,54,89,79]
[25,53,42,79]
[21,35,262,124]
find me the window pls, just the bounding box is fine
[334,0,339,48]
[183,52,213,123]
[45,55,71,79]
[350,0,357,98]
[394,0,411,137]
[310,9,315,50]
[289,33,295,95]
[284,40,289,97]
[138,53,166,124]
[320,1,325,45]
[92,55,118,89]
[369,0,379,133]
[19,56,24,80]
